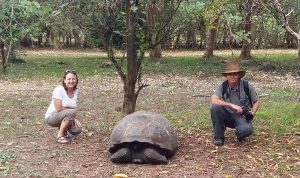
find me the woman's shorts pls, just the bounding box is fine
[45,109,76,127]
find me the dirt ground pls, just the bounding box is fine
[0,50,300,178]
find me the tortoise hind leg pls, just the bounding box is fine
[111,147,132,163]
[144,148,168,164]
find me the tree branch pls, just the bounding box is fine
[286,9,294,17]
[149,0,183,48]
[274,0,300,40]
[135,83,149,98]
[108,38,126,83]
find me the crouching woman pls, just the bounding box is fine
[44,70,82,144]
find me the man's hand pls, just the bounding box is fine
[212,95,243,114]
[230,104,243,114]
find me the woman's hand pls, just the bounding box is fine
[74,119,82,128]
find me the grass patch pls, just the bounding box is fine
[0,94,47,137]
[255,88,300,135]
[0,150,16,177]
[252,53,299,73]
[49,149,68,158]
[0,55,117,81]
[0,51,298,81]
[165,108,212,129]
[0,163,46,178]
[0,150,15,165]
[84,120,111,132]
[143,56,226,75]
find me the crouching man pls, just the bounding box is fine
[211,63,260,146]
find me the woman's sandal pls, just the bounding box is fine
[57,136,69,144]
[64,131,70,138]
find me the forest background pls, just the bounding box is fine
[0,0,299,177]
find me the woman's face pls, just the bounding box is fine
[64,73,77,90]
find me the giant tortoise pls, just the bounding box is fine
[108,111,178,164]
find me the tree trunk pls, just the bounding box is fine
[69,33,72,46]
[149,44,162,60]
[0,41,6,70]
[297,39,300,60]
[221,26,228,49]
[21,36,32,47]
[83,35,88,48]
[52,34,62,49]
[284,32,296,48]
[171,32,181,49]
[203,18,219,58]
[147,0,162,61]
[240,0,256,60]
[0,40,10,71]
[123,0,138,115]
[203,27,217,57]
[186,26,197,48]
[240,16,255,59]
[45,28,51,47]
[73,29,81,47]
[65,34,70,47]
[38,34,43,47]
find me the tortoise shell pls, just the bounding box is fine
[108,111,178,157]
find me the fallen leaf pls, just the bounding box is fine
[225,175,233,178]
[87,132,94,137]
[35,121,42,125]
[211,149,218,153]
[0,167,7,171]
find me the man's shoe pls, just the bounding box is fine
[214,139,224,146]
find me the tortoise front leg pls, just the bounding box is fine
[144,148,168,164]
[110,147,132,163]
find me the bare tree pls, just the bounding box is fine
[274,0,300,64]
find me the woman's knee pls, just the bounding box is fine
[45,118,60,127]
[64,109,77,120]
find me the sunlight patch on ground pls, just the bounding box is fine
[24,49,298,57]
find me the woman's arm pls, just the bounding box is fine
[54,98,64,112]
[54,98,77,112]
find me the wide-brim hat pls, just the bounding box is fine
[222,63,246,78]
